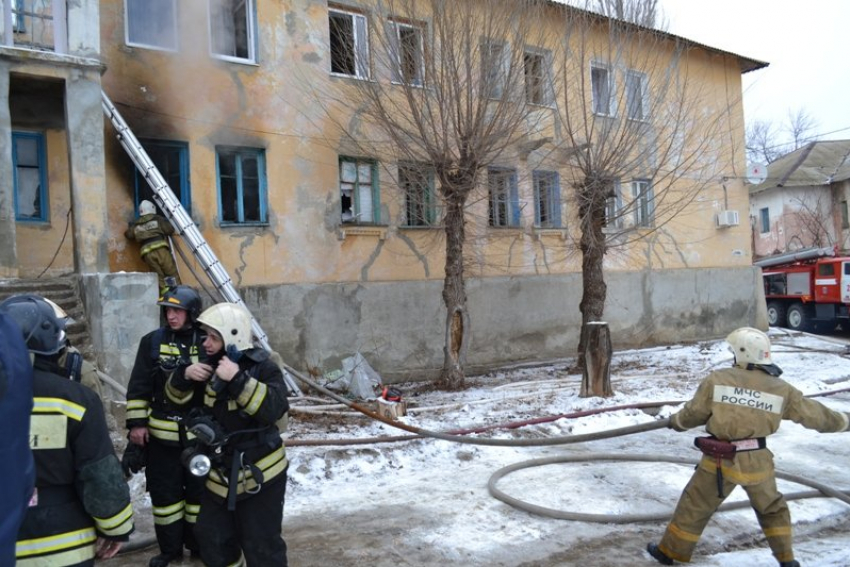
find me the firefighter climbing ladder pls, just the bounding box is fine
[101,91,302,396]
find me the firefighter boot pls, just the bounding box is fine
[779,562,800,567]
[646,543,674,565]
[149,551,182,567]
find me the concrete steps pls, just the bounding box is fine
[0,275,94,359]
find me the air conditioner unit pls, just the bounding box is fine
[716,210,740,228]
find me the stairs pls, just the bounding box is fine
[0,275,94,359]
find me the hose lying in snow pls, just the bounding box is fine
[487,453,850,522]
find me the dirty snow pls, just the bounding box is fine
[117,330,850,566]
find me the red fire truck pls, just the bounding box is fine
[757,246,850,331]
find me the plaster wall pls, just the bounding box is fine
[242,265,766,381]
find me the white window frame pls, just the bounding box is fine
[329,7,370,79]
[488,167,520,228]
[340,156,380,224]
[125,0,178,52]
[605,180,623,229]
[590,62,614,116]
[399,162,436,227]
[625,70,649,121]
[209,0,256,63]
[524,48,552,106]
[389,20,424,86]
[481,40,507,99]
[632,179,654,228]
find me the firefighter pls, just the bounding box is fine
[647,327,850,567]
[126,285,206,567]
[0,294,134,566]
[173,302,290,566]
[0,311,35,566]
[125,199,180,293]
[43,297,104,399]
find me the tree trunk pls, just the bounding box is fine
[576,176,613,398]
[580,321,613,397]
[437,195,469,390]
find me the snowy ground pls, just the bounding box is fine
[115,330,850,566]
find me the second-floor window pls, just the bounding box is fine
[390,20,424,86]
[329,8,370,78]
[126,0,178,51]
[591,63,613,116]
[524,50,551,106]
[632,180,654,228]
[481,40,507,99]
[533,170,561,228]
[210,0,255,62]
[13,131,47,222]
[216,147,267,225]
[400,163,436,227]
[625,70,648,121]
[488,168,520,228]
[760,207,770,233]
[340,157,380,223]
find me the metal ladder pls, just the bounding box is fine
[101,91,302,396]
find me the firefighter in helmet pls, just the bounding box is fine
[125,285,206,566]
[124,199,180,293]
[647,327,850,567]
[42,298,104,399]
[171,302,290,566]
[1,294,134,566]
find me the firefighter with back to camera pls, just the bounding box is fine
[171,302,290,566]
[1,294,134,566]
[125,285,206,566]
[43,297,105,399]
[125,199,180,293]
[647,327,850,567]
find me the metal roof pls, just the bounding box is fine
[749,140,850,195]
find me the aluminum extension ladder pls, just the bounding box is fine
[101,91,302,396]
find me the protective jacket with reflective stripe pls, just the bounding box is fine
[124,214,174,256]
[126,326,205,445]
[16,361,134,565]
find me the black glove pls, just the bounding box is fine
[121,442,148,477]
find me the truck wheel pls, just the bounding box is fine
[767,302,787,327]
[786,304,808,331]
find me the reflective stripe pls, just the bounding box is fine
[160,345,182,356]
[148,416,181,442]
[238,378,267,416]
[126,399,151,421]
[141,240,168,255]
[32,397,86,422]
[16,527,97,557]
[207,447,288,499]
[226,553,246,567]
[94,503,134,537]
[153,500,185,526]
[185,503,200,524]
[165,380,194,404]
[666,521,700,543]
[17,544,96,566]
[764,526,792,538]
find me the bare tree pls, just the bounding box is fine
[580,0,667,29]
[786,108,818,150]
[549,8,739,395]
[310,0,560,389]
[746,107,819,164]
[746,119,779,164]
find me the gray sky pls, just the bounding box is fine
[661,0,850,143]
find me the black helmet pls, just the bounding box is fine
[0,294,66,355]
[157,285,202,322]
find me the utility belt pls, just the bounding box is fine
[695,436,766,497]
[205,428,285,511]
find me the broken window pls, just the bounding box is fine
[216,147,266,224]
[524,50,551,106]
[210,0,254,61]
[591,63,613,116]
[329,7,369,78]
[631,179,654,228]
[12,131,47,222]
[488,168,519,228]
[533,170,560,228]
[625,70,648,121]
[389,20,424,86]
[134,141,191,215]
[399,163,435,227]
[340,157,379,223]
[126,0,178,51]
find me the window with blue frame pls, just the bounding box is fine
[760,207,770,233]
[533,170,561,228]
[216,146,267,225]
[488,167,520,227]
[13,131,48,222]
[134,141,191,215]
[339,156,380,223]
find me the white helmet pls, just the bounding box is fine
[727,327,781,374]
[197,303,254,351]
[139,200,156,216]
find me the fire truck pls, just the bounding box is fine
[756,246,850,331]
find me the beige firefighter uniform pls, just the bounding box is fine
[125,213,180,292]
[658,367,850,564]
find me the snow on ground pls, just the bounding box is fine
[120,330,850,566]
